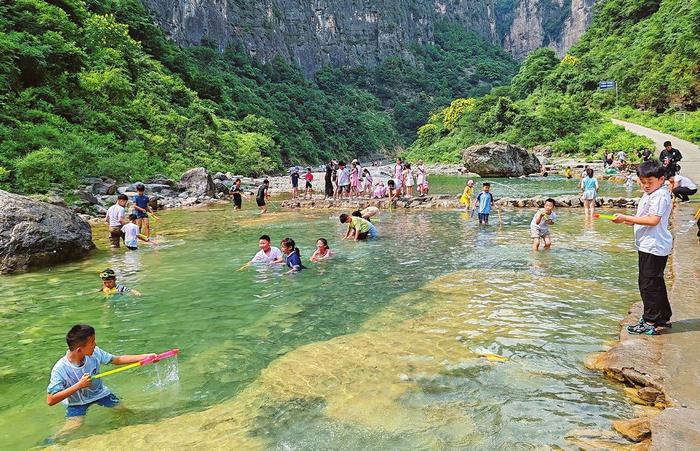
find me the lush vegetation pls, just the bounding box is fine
[0,0,517,194]
[617,107,700,145]
[406,0,699,163]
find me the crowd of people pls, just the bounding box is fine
[46,139,699,441]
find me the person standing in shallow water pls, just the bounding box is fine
[256,179,270,214]
[580,168,599,217]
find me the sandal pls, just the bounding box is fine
[627,322,660,335]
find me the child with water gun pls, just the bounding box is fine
[531,198,557,251]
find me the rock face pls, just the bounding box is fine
[0,190,95,273]
[461,141,541,177]
[178,167,216,197]
[140,0,595,77]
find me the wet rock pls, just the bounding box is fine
[612,417,650,442]
[178,167,216,197]
[461,141,541,177]
[0,190,95,273]
[638,386,664,405]
[84,177,117,195]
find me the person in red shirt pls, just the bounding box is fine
[304,167,314,199]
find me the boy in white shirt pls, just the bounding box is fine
[105,194,128,248]
[612,162,673,335]
[122,214,151,250]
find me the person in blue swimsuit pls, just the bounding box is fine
[279,237,305,273]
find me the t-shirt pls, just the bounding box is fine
[476,191,494,214]
[102,283,129,295]
[673,175,697,190]
[47,346,114,406]
[252,247,282,264]
[634,186,672,256]
[122,223,140,248]
[348,216,370,234]
[641,149,652,161]
[617,151,626,160]
[133,194,149,218]
[285,251,303,271]
[291,172,300,187]
[256,184,268,202]
[337,168,350,186]
[106,204,125,227]
[305,173,313,182]
[530,210,557,234]
[231,185,242,198]
[581,176,598,192]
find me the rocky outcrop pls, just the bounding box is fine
[178,167,216,197]
[140,0,595,77]
[0,190,95,273]
[461,141,541,177]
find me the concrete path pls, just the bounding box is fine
[611,118,700,448]
[611,118,700,177]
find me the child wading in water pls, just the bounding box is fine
[580,167,599,217]
[132,184,158,237]
[612,161,673,335]
[310,238,333,261]
[99,269,141,296]
[340,213,376,241]
[531,198,557,251]
[256,179,270,214]
[278,237,305,273]
[475,182,494,224]
[122,214,151,250]
[47,325,155,438]
[460,179,475,213]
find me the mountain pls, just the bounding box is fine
[141,0,596,77]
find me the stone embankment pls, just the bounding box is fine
[281,194,638,210]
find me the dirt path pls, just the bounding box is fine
[606,119,700,448]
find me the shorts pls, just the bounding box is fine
[109,226,124,247]
[393,179,402,189]
[232,194,242,208]
[126,246,138,251]
[530,227,550,239]
[582,190,596,200]
[305,181,312,189]
[339,184,350,193]
[256,198,266,207]
[478,213,490,223]
[66,393,120,417]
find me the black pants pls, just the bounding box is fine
[672,186,697,201]
[325,179,333,196]
[638,251,672,325]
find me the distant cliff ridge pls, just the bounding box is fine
[141,0,595,76]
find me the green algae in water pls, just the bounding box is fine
[0,206,638,449]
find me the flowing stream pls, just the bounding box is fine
[0,177,638,449]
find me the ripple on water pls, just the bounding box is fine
[53,268,634,450]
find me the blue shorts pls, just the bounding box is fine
[478,213,490,223]
[66,393,120,417]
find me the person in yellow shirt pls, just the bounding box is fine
[564,166,572,179]
[460,179,475,213]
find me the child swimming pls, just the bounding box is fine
[278,237,305,272]
[99,269,141,296]
[310,238,333,261]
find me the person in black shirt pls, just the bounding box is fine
[324,160,334,199]
[230,178,243,210]
[290,168,300,199]
[256,179,270,214]
[641,148,652,162]
[659,141,682,178]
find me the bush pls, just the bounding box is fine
[15,148,75,193]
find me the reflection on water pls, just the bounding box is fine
[0,206,637,449]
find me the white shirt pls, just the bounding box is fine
[252,247,282,264]
[122,223,140,248]
[530,210,557,234]
[106,204,125,227]
[634,187,673,256]
[673,175,697,190]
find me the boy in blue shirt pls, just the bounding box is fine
[47,325,155,437]
[132,183,159,237]
[612,162,673,335]
[475,182,494,224]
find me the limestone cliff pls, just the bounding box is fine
[140,0,596,77]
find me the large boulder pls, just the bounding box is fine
[0,190,95,273]
[461,141,541,177]
[178,167,215,197]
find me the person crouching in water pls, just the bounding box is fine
[310,238,333,262]
[340,212,376,241]
[277,237,305,273]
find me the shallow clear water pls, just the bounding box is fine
[0,201,638,449]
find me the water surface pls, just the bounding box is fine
[0,202,637,449]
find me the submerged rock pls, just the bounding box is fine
[0,190,95,273]
[461,141,541,177]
